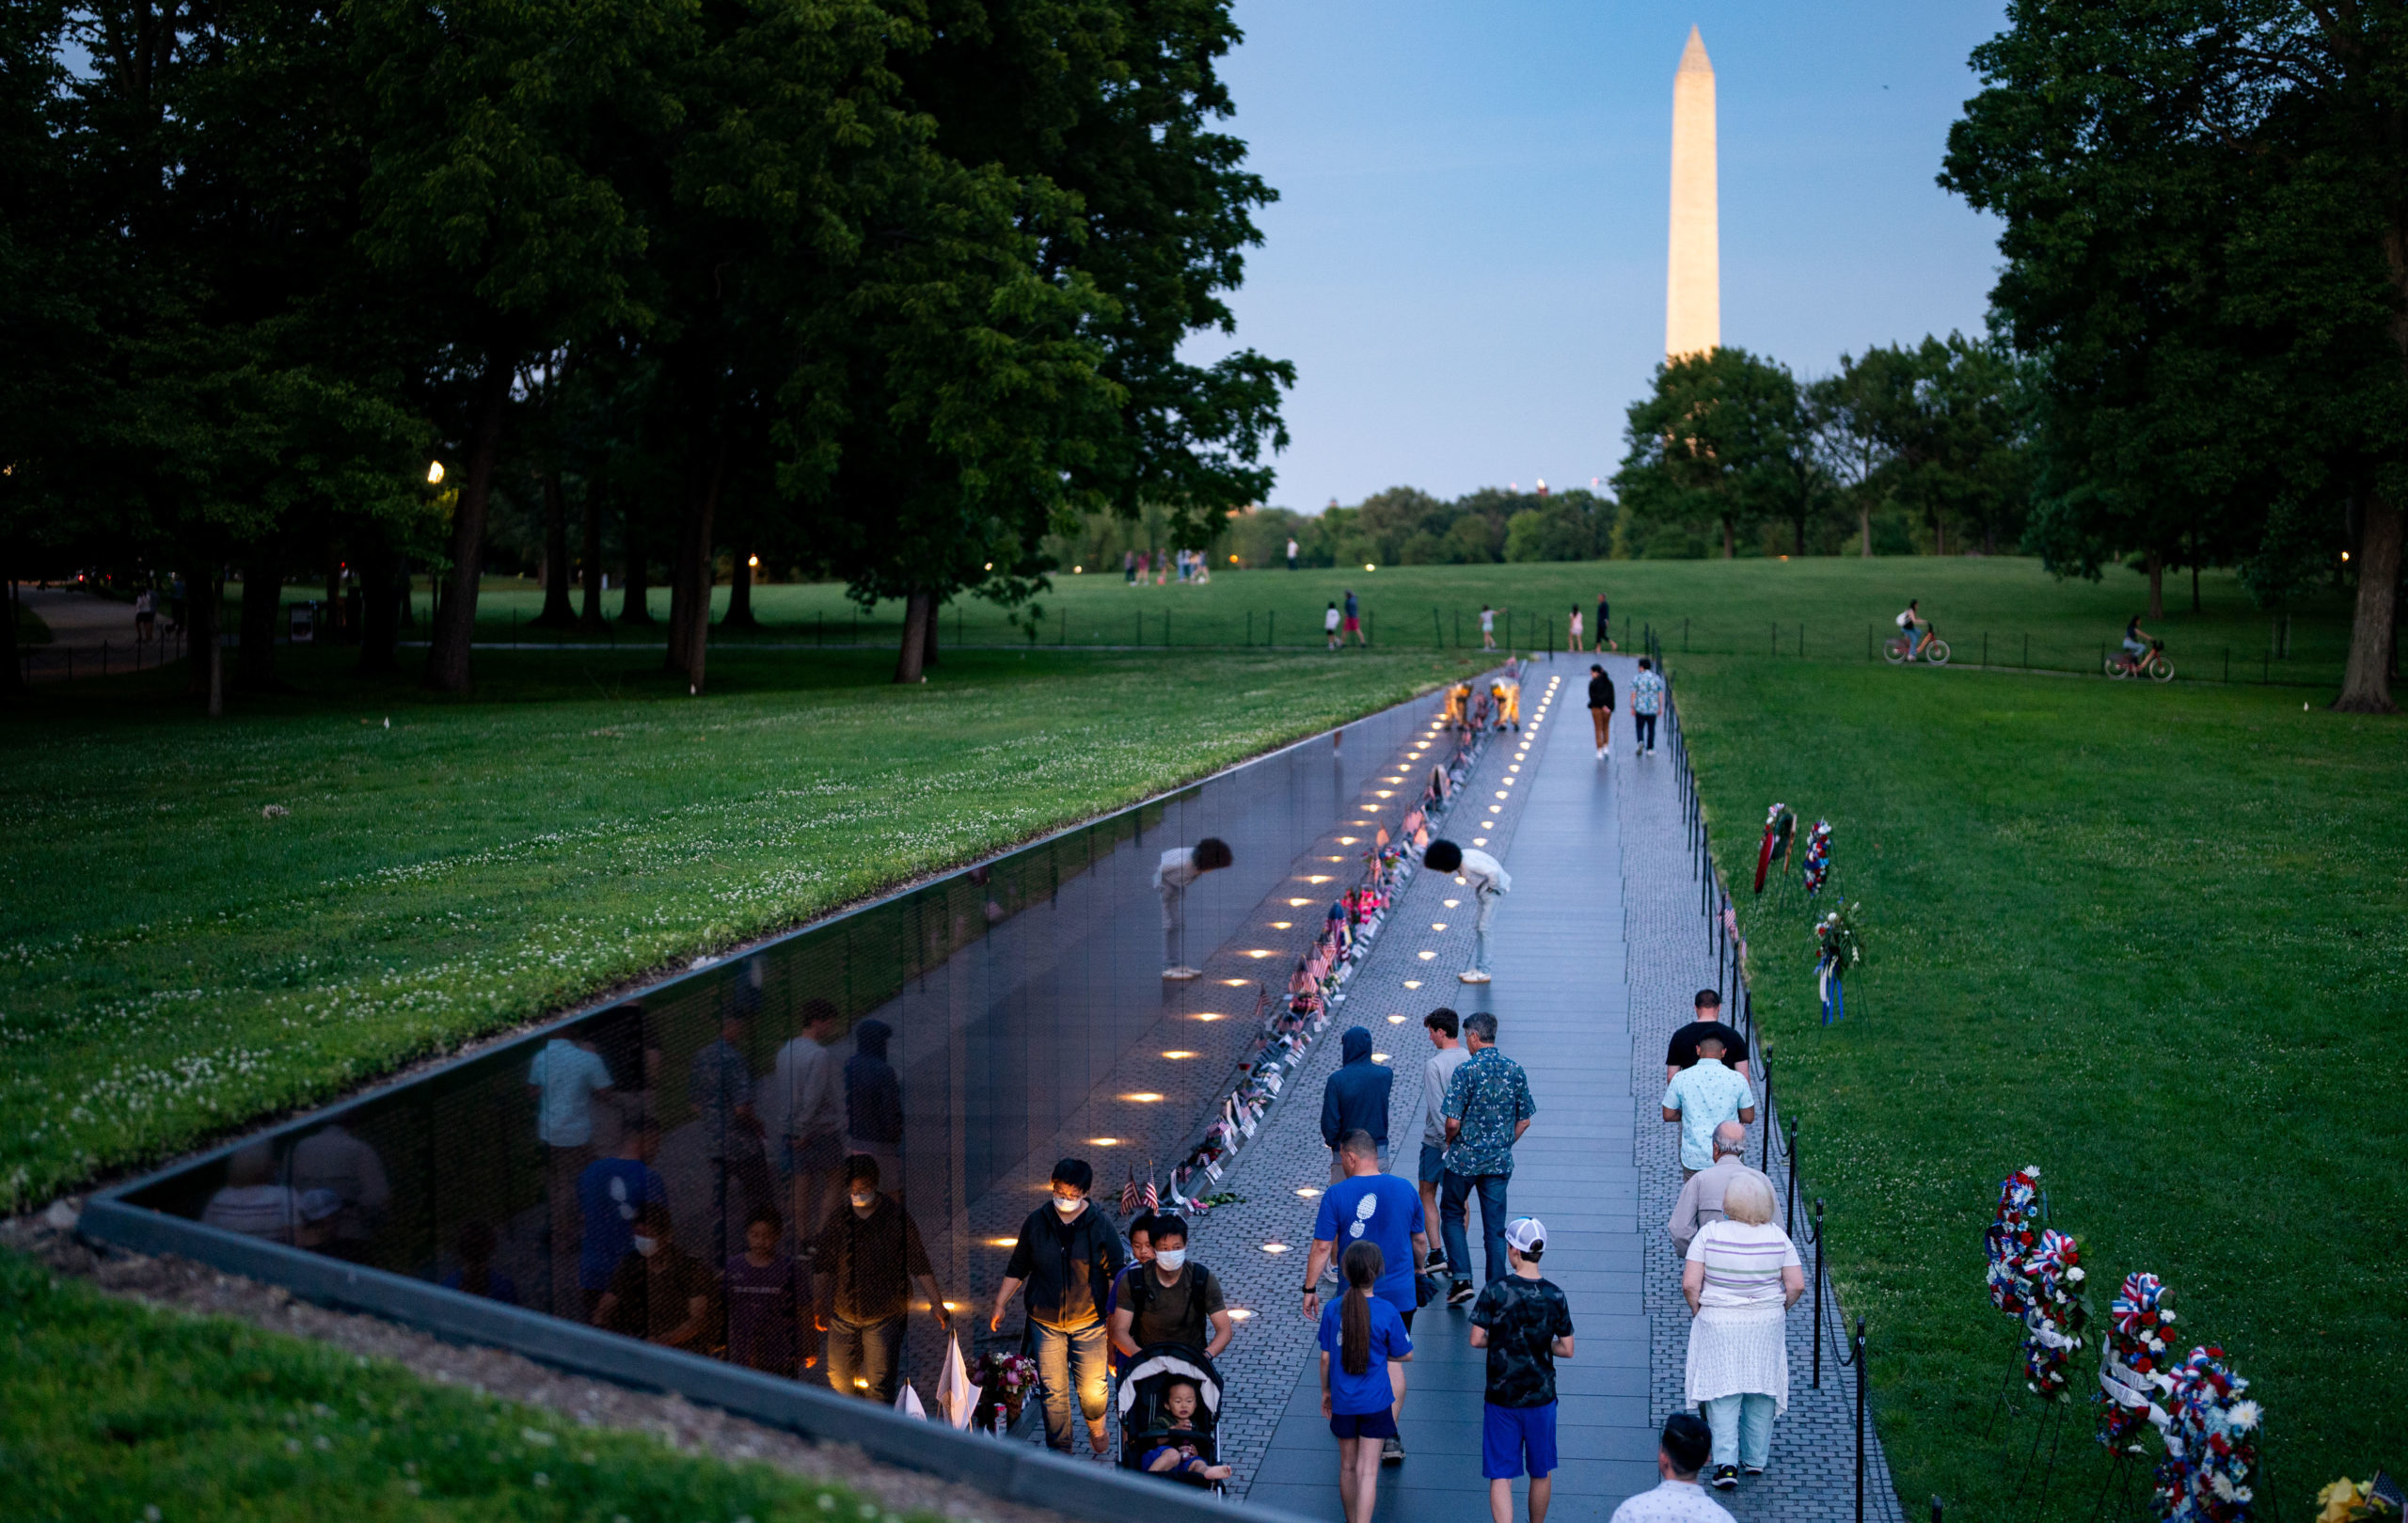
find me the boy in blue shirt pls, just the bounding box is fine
[1471,1217,1576,1523]
[1302,1130,1429,1462]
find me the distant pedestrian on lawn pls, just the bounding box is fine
[1124,549,1136,584]
[1668,1122,1772,1258]
[1631,658,1665,754]
[1595,593,1613,653]
[1472,1217,1576,1523]
[1423,838,1511,983]
[1682,1174,1804,1489]
[1588,662,1616,760]
[1326,601,1343,650]
[1320,1026,1394,1181]
[1156,835,1234,980]
[1440,1012,1536,1301]
[1666,990,1751,1083]
[1303,1130,1428,1463]
[1417,1008,1471,1274]
[815,1156,948,1403]
[1662,1036,1755,1182]
[1567,606,1584,653]
[1608,1414,1730,1523]
[1320,1241,1411,1523]
[1344,588,1363,645]
[990,1157,1125,1457]
[1288,537,1301,570]
[1481,604,1498,650]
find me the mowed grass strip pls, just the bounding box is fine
[1678,658,2407,1518]
[0,1248,911,1523]
[0,646,1473,1208]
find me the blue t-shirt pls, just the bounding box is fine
[1315,1174,1425,1315]
[578,1158,668,1290]
[1317,1295,1412,1416]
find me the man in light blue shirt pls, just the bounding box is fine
[528,1034,617,1314]
[1660,1036,1754,1180]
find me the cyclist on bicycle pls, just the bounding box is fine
[1895,600,1925,660]
[2118,613,2152,674]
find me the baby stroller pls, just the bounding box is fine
[1117,1343,1228,1494]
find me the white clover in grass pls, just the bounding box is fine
[520,1427,555,1447]
[531,1473,549,1488]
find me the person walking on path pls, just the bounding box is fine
[1325,601,1343,651]
[1608,1415,1732,1523]
[1124,549,1136,584]
[990,1158,1125,1458]
[1111,1212,1234,1358]
[1424,839,1511,983]
[1319,1241,1412,1523]
[1288,537,1300,570]
[1480,604,1498,651]
[1594,594,1613,654]
[1665,990,1751,1084]
[1588,662,1616,760]
[815,1156,949,1404]
[1471,1217,1576,1523]
[1320,1027,1394,1182]
[1156,835,1233,980]
[1630,658,1665,754]
[1303,1131,1429,1463]
[1567,607,1584,654]
[1682,1175,1804,1489]
[1662,1036,1755,1182]
[1416,1008,1471,1276]
[1667,1122,1771,1258]
[1439,1012,1537,1303]
[1343,588,1363,646]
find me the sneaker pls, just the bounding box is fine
[1594,747,1604,760]
[1162,966,1202,980]
[1711,1466,1739,1491]
[1446,1280,1476,1306]
[1422,1249,1449,1273]
[1743,1464,1765,1477]
[1382,1436,1405,1464]
[1458,970,1491,984]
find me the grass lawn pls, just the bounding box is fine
[0,1247,914,1523]
[420,557,2358,689]
[0,644,1478,1210]
[1677,656,2407,1518]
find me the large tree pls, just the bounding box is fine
[1614,347,1814,559]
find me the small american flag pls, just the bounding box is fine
[1118,1167,1141,1216]
[1143,1167,1160,1214]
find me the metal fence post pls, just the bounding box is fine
[1761,1067,1774,1170]
[1855,1317,1867,1523]
[1812,1198,1826,1388]
[1784,1118,1798,1230]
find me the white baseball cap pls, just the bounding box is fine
[1504,1216,1546,1254]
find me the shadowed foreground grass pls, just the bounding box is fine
[1679,658,2406,1519]
[0,645,1476,1208]
[0,1248,913,1523]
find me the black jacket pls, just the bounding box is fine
[1588,673,1616,709]
[1321,1026,1393,1148]
[1004,1202,1125,1329]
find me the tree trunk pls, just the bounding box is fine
[424,355,513,692]
[922,592,941,668]
[398,556,416,628]
[186,562,224,715]
[534,472,576,627]
[236,547,283,692]
[619,507,655,624]
[2334,491,2400,711]
[894,587,933,683]
[1860,500,1872,558]
[1933,515,1945,557]
[723,549,758,630]
[1793,515,1806,558]
[1720,516,1735,560]
[0,565,22,696]
[325,554,344,642]
[667,443,725,691]
[2146,548,2164,621]
[357,546,400,674]
[578,476,607,628]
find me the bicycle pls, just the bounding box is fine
[2104,638,2175,682]
[1882,627,1951,666]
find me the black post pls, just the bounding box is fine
[2024,631,2029,668]
[1269,611,1275,647]
[1931,1498,1943,1523]
[1854,1316,1867,1523]
[1761,1066,1774,1170]
[1784,1118,1798,1230]
[1812,1198,1826,1388]
[1134,611,1141,645]
[1433,606,1441,645]
[1983,631,1988,667]
[1248,611,1254,647]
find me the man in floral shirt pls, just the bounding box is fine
[1440,1011,1537,1304]
[1630,658,1666,755]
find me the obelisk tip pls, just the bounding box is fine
[1678,24,1711,74]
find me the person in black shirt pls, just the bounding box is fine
[1471,1217,1575,1522]
[813,1157,947,1403]
[990,1157,1125,1456]
[1587,664,1616,761]
[1664,989,1751,1083]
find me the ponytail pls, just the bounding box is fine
[1339,1241,1384,1377]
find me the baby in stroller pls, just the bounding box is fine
[1137,1379,1232,1484]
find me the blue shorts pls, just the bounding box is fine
[1418,1142,1449,1185]
[1481,1401,1559,1480]
[1329,1408,1399,1441]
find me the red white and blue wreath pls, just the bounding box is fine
[2019,1228,2090,1398]
[2098,1272,2177,1453]
[2153,1346,2260,1523]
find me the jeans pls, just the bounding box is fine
[1032,1319,1112,1451]
[1159,882,1184,966]
[826,1314,906,1405]
[1634,712,1657,752]
[1702,1392,1776,1470]
[1440,1168,1512,1287]
[1470,890,1499,974]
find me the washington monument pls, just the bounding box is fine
[1666,25,1719,360]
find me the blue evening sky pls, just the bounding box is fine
[1190,2,2011,512]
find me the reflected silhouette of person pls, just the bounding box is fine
[815,1156,948,1404]
[526,1023,619,1312]
[690,995,774,1254]
[1157,836,1234,980]
[844,1020,904,1199]
[201,1142,302,1244]
[439,1219,520,1305]
[724,1205,807,1377]
[593,1202,713,1353]
[773,1000,847,1241]
[578,1119,667,1320]
[289,1122,391,1261]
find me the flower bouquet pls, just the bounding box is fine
[2153,1346,2259,1523]
[2313,1478,2397,1523]
[2099,1272,2176,1452]
[2018,1228,2089,1399]
[1801,819,1831,896]
[1984,1167,2042,1318]
[1813,901,1863,1024]
[970,1351,1038,1435]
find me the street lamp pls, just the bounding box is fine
[426,461,445,484]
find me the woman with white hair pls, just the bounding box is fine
[1680,1171,1804,1489]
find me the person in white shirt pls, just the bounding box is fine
[1287,537,1300,570]
[1682,1175,1804,1488]
[528,1030,618,1309]
[1155,837,1233,979]
[1422,839,1511,984]
[1608,1415,1732,1522]
[772,1000,848,1238]
[201,1142,303,1244]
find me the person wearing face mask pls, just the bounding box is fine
[1108,1214,1233,1359]
[990,1158,1126,1457]
[592,1203,715,1353]
[811,1156,948,1404]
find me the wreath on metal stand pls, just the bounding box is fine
[2153,1346,2261,1523]
[2090,1272,2177,1523]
